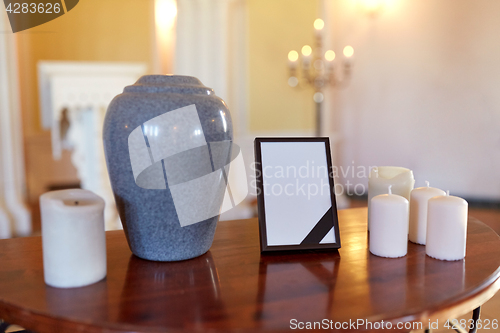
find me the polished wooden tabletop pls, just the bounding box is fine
[0,208,500,332]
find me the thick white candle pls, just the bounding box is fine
[426,191,468,261]
[369,186,409,258]
[409,181,445,245]
[368,166,415,230]
[41,189,107,288]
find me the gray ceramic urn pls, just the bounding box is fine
[103,75,233,261]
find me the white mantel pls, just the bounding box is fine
[38,61,147,230]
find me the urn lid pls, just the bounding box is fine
[123,75,215,95]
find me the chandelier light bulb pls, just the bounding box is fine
[288,50,299,62]
[301,45,312,57]
[343,45,354,58]
[314,18,324,30]
[313,92,324,103]
[325,50,336,61]
[288,77,299,87]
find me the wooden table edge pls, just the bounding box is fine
[378,273,500,328]
[423,219,500,324]
[1,213,500,332]
[0,298,176,333]
[376,217,500,328]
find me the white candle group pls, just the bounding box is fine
[369,186,409,258]
[426,191,468,261]
[41,189,107,288]
[409,181,446,245]
[366,166,468,260]
[368,166,415,230]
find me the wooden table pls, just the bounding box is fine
[1,208,499,332]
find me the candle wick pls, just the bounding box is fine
[388,185,392,195]
[75,201,79,205]
[425,181,430,187]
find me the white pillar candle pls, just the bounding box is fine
[369,186,409,258]
[426,191,468,261]
[409,181,445,245]
[41,189,107,288]
[368,166,415,230]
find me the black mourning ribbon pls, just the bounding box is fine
[300,207,334,245]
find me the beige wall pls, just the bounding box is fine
[326,0,500,199]
[247,0,319,132]
[15,0,156,228]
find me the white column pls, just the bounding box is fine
[0,10,32,238]
[174,0,249,136]
[175,0,231,102]
[174,0,253,220]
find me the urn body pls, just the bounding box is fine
[103,75,233,261]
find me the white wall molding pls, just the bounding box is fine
[38,61,147,159]
[0,9,31,238]
[38,61,147,230]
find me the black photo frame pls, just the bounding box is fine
[254,137,341,252]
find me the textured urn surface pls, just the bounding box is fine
[103,75,233,261]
